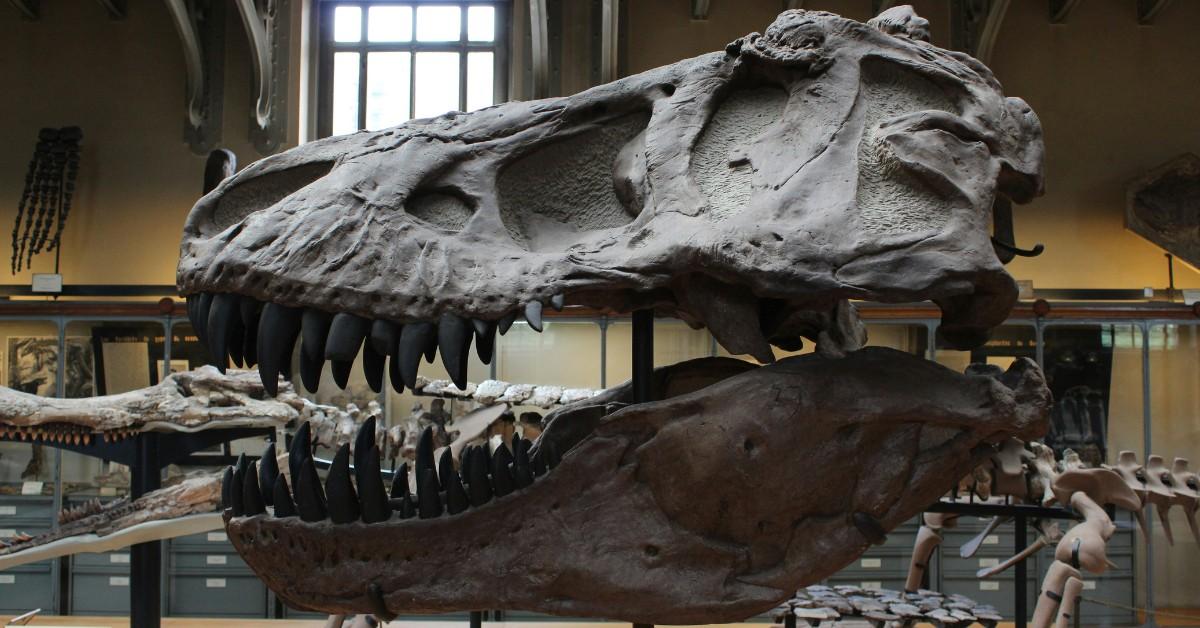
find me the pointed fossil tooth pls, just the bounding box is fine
[416,426,436,481]
[299,348,324,393]
[491,444,516,498]
[524,301,544,332]
[301,309,334,359]
[326,443,360,524]
[195,292,214,348]
[362,343,386,393]
[445,470,469,515]
[438,313,473,390]
[354,416,377,468]
[331,359,353,389]
[242,459,266,516]
[207,293,241,372]
[473,319,497,365]
[295,453,328,522]
[513,437,534,489]
[326,313,370,362]
[370,320,401,357]
[438,447,455,491]
[388,354,405,394]
[359,446,391,523]
[259,442,279,507]
[423,324,439,363]
[221,465,235,512]
[417,468,443,519]
[466,446,492,507]
[399,322,435,389]
[497,311,517,335]
[545,441,562,470]
[550,293,565,311]
[230,455,247,517]
[288,421,312,485]
[390,462,410,499]
[240,297,262,368]
[186,294,202,336]
[273,474,297,518]
[399,495,417,519]
[257,303,301,396]
[460,444,475,484]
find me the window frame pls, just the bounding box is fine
[316,0,510,138]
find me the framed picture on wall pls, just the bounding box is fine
[5,336,96,398]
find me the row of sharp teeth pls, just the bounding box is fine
[0,425,133,445]
[58,498,105,525]
[222,416,561,524]
[187,292,565,396]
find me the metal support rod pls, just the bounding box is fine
[632,310,654,404]
[130,432,162,628]
[1015,514,1027,628]
[470,611,483,628]
[1140,322,1155,627]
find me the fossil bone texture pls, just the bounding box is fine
[178,6,1045,394]
[0,366,302,441]
[224,349,1049,624]
[0,473,222,569]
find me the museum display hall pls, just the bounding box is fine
[1,2,1198,627]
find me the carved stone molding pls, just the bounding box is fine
[1137,0,1175,24]
[691,0,709,20]
[165,0,226,155]
[950,0,1010,64]
[1049,0,1082,23]
[234,0,290,154]
[8,0,38,20]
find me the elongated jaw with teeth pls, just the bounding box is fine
[222,349,1050,624]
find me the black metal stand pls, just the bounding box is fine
[469,610,483,628]
[631,309,654,628]
[926,500,1080,628]
[1,426,271,628]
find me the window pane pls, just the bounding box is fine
[332,52,361,135]
[366,52,412,130]
[368,5,412,42]
[466,52,494,111]
[467,6,495,41]
[414,52,460,118]
[333,6,362,42]
[416,6,461,42]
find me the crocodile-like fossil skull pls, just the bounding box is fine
[178,7,1044,382]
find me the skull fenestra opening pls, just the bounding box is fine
[178,7,1049,624]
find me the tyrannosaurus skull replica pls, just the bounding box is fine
[181,6,1050,624]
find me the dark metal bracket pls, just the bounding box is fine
[7,0,37,19]
[951,0,1011,64]
[234,0,290,154]
[95,0,125,19]
[1137,0,1175,24]
[1049,0,1082,23]
[165,0,227,155]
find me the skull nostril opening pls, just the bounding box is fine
[743,439,755,453]
[660,83,676,96]
[643,545,659,558]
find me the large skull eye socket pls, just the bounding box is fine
[405,190,476,231]
[497,112,650,251]
[212,162,335,233]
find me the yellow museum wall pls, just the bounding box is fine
[0,1,303,288]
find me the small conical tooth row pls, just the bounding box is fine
[58,498,104,525]
[187,291,565,397]
[222,420,562,523]
[1,424,99,445]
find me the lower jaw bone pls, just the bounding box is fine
[225,347,1049,624]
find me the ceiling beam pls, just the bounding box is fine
[691,0,710,20]
[95,0,126,19]
[951,0,1011,65]
[8,0,38,20]
[1049,0,1081,23]
[164,0,225,154]
[1137,0,1174,24]
[232,0,290,153]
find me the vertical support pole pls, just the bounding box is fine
[470,610,483,628]
[130,432,162,628]
[631,309,653,628]
[632,310,654,404]
[1140,322,1155,628]
[784,614,797,628]
[598,317,608,389]
[1015,514,1027,628]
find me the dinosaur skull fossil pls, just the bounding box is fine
[177,6,1044,389]
[186,6,1051,624]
